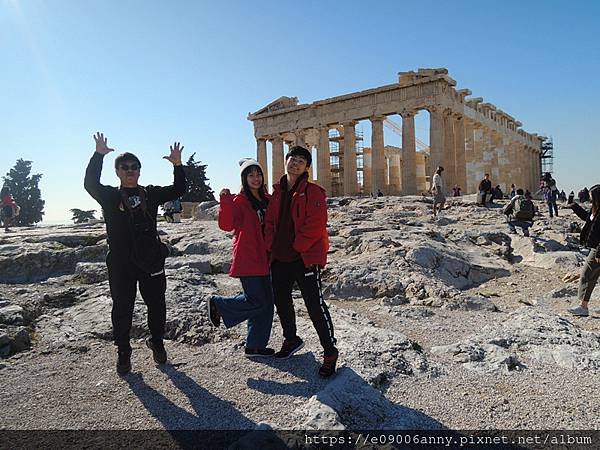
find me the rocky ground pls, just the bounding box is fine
[1,194,600,431]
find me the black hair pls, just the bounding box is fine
[516,188,524,195]
[590,184,600,215]
[285,146,312,167]
[241,164,269,211]
[115,152,142,170]
[436,166,444,173]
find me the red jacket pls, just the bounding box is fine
[265,175,329,268]
[218,190,270,277]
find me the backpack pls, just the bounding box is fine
[513,197,535,221]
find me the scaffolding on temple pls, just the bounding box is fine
[329,128,364,196]
[540,137,554,175]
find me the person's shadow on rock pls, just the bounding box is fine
[123,365,255,448]
[246,351,330,398]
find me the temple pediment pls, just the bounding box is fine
[251,96,299,117]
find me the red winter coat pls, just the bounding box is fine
[265,175,329,268]
[218,190,270,277]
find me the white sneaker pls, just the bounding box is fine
[568,306,589,317]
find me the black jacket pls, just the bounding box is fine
[478,179,492,193]
[572,203,600,252]
[84,152,186,258]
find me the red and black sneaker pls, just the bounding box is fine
[274,337,304,359]
[206,296,221,328]
[319,348,339,378]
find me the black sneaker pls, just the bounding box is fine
[146,338,167,364]
[116,348,132,375]
[319,348,339,378]
[244,347,275,358]
[274,337,304,359]
[206,296,221,327]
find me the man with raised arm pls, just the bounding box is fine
[84,132,186,375]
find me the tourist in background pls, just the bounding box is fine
[431,166,445,216]
[565,185,600,317]
[503,188,535,237]
[0,187,19,233]
[207,158,275,358]
[541,172,559,218]
[452,184,461,197]
[478,173,493,206]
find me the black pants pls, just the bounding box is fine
[106,252,167,350]
[271,259,336,353]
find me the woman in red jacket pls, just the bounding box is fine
[206,159,275,357]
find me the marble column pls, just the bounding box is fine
[482,127,494,180]
[270,136,285,184]
[388,150,401,194]
[472,123,485,192]
[343,121,357,195]
[530,147,537,193]
[442,110,456,190]
[401,109,417,194]
[363,147,372,195]
[317,126,331,195]
[454,114,466,192]
[294,129,306,148]
[464,119,475,193]
[428,107,445,188]
[490,131,501,188]
[371,116,385,196]
[256,138,268,189]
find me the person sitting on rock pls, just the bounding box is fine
[162,200,175,223]
[431,166,445,217]
[206,158,275,358]
[84,132,186,375]
[565,184,600,317]
[503,188,534,237]
[478,174,493,206]
[264,146,338,377]
[0,188,19,233]
[452,184,461,197]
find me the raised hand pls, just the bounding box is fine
[163,142,183,166]
[93,132,114,155]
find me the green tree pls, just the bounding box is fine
[182,153,215,202]
[2,159,45,226]
[70,208,96,224]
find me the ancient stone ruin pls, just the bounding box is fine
[248,68,543,196]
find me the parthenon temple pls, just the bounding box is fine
[248,68,544,196]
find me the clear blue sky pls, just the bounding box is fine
[1,0,598,223]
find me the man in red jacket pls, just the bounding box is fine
[264,146,338,377]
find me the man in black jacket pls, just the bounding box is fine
[84,132,186,374]
[478,173,493,205]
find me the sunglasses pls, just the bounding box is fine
[119,163,140,171]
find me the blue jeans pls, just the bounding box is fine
[545,190,558,217]
[212,275,274,349]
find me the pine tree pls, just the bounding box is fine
[182,153,215,202]
[70,209,96,224]
[2,159,45,226]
